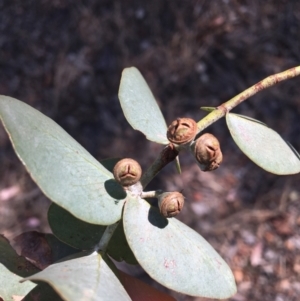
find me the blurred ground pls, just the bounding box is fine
[1,1,300,300]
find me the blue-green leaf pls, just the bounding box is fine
[0,264,36,301]
[123,196,237,299]
[226,113,300,175]
[23,252,131,301]
[48,203,138,264]
[0,96,126,225]
[48,203,106,250]
[118,67,169,144]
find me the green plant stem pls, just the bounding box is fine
[142,66,300,188]
[95,222,119,252]
[197,65,300,132]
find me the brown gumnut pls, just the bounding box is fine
[167,118,198,145]
[113,158,142,186]
[158,192,185,218]
[192,133,223,171]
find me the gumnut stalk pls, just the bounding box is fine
[158,192,185,218]
[167,118,198,145]
[192,133,223,171]
[113,158,142,186]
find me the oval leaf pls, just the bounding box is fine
[118,67,169,144]
[0,96,126,225]
[48,203,137,264]
[48,203,107,250]
[123,196,237,299]
[226,113,300,175]
[23,252,131,301]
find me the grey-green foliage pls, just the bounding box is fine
[123,194,236,298]
[48,202,138,264]
[23,252,132,301]
[0,96,126,225]
[118,67,169,145]
[6,66,299,300]
[0,67,300,301]
[226,113,300,174]
[0,92,237,299]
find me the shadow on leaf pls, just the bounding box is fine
[104,179,126,202]
[148,206,168,229]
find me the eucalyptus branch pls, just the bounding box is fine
[142,66,300,188]
[94,221,119,252]
[141,144,179,188]
[197,66,300,132]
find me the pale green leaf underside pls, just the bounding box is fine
[23,252,131,301]
[0,265,36,301]
[123,196,237,299]
[118,67,169,144]
[226,113,300,175]
[0,96,126,225]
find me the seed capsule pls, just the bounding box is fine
[192,133,223,171]
[113,158,142,186]
[167,118,198,145]
[158,192,184,218]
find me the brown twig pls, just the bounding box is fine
[141,144,179,188]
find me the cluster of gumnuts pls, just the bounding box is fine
[113,118,222,218]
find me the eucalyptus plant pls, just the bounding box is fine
[0,65,300,301]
